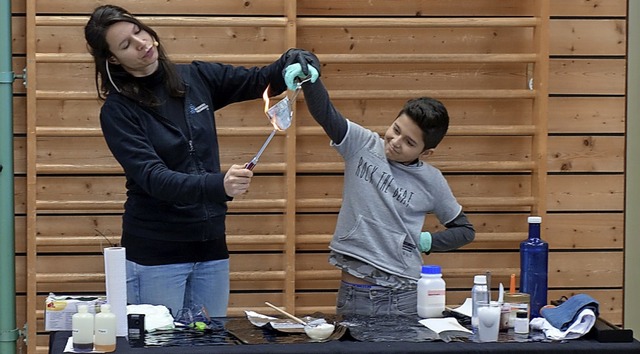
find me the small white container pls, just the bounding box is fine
[304,323,335,340]
[514,310,530,334]
[417,265,446,318]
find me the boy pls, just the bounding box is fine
[285,64,475,316]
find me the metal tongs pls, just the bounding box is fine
[245,76,311,170]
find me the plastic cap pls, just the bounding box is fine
[528,216,542,224]
[77,304,88,313]
[100,304,111,312]
[421,265,441,274]
[516,311,528,318]
[473,275,487,284]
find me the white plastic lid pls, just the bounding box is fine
[528,216,542,223]
[100,304,111,312]
[473,275,487,284]
[77,304,88,313]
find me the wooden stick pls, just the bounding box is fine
[264,302,307,325]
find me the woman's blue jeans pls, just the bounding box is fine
[126,259,230,318]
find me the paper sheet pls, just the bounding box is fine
[448,298,473,317]
[245,310,305,333]
[419,317,473,334]
[104,247,128,336]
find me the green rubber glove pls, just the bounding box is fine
[284,63,319,91]
[419,231,432,253]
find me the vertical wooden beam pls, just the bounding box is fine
[24,0,37,350]
[531,0,549,227]
[283,0,298,314]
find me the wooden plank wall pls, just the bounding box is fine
[7,1,627,353]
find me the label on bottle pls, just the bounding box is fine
[427,289,445,296]
[417,276,446,318]
[514,316,530,334]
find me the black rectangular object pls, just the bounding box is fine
[127,313,145,339]
[588,317,634,343]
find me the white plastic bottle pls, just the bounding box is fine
[94,304,117,352]
[514,310,530,335]
[471,275,489,334]
[417,264,446,318]
[72,304,94,352]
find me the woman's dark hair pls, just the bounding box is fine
[84,5,184,105]
[397,97,449,150]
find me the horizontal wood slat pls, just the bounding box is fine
[296,17,540,28]
[550,0,627,17]
[296,161,536,173]
[36,16,540,28]
[549,59,626,95]
[35,125,538,137]
[34,0,541,16]
[34,0,286,15]
[298,1,537,17]
[296,197,536,209]
[36,53,539,64]
[550,20,626,56]
[35,162,537,175]
[35,89,538,100]
[36,16,289,27]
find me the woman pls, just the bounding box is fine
[84,4,319,317]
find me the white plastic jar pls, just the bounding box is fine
[417,264,446,318]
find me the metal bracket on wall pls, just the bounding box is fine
[21,323,27,347]
[15,68,27,88]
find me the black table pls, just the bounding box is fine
[49,330,640,354]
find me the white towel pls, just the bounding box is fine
[530,309,596,340]
[127,304,175,332]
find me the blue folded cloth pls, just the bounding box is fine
[540,294,599,331]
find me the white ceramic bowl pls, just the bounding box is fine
[304,323,335,340]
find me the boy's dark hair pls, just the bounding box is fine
[397,97,449,150]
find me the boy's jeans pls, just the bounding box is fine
[336,281,418,316]
[126,259,230,318]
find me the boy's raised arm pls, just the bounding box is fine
[301,78,348,144]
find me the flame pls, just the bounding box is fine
[262,84,282,130]
[263,85,270,114]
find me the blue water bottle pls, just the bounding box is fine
[519,216,548,318]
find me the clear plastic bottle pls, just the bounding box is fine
[519,216,548,318]
[417,265,446,318]
[72,304,94,352]
[471,275,489,334]
[94,304,117,352]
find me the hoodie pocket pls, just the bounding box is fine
[333,215,419,276]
